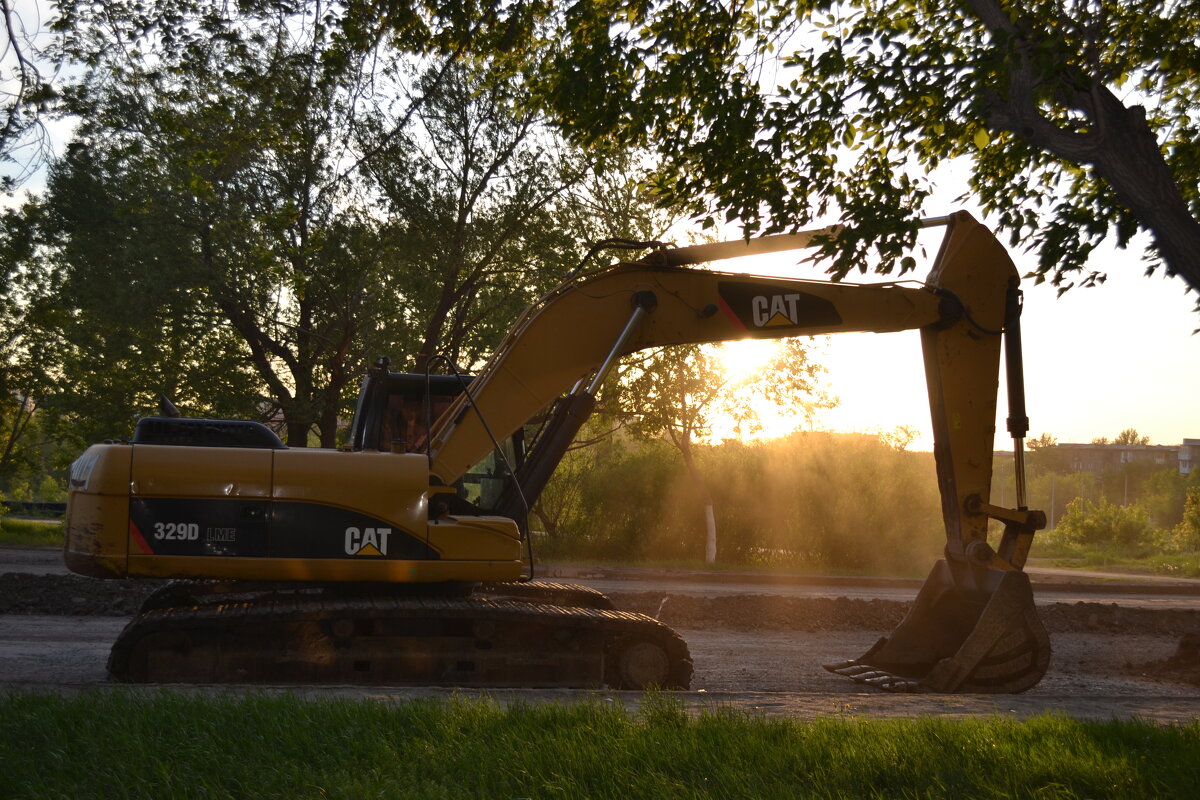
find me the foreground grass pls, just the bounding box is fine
[0,517,62,547]
[1,692,1197,799]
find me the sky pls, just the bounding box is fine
[707,203,1200,451]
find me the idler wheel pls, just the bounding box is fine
[608,639,671,689]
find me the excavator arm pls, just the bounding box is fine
[428,210,1050,692]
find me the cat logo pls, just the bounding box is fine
[751,293,807,327]
[717,281,843,331]
[344,526,391,557]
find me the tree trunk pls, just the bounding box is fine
[703,503,717,564]
[286,420,311,448]
[971,0,1200,294]
[1,395,34,473]
[531,502,561,540]
[319,406,340,449]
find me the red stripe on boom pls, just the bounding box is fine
[717,296,747,331]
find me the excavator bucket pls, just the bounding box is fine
[825,559,1050,692]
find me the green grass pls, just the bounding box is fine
[1028,527,1200,579]
[1069,551,1200,579]
[0,517,63,547]
[1137,553,1200,578]
[1,692,1197,799]
[1029,535,1200,579]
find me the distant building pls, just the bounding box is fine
[1181,439,1199,476]
[1049,440,1194,475]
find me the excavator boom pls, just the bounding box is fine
[426,264,946,485]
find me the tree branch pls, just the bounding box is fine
[967,0,1200,294]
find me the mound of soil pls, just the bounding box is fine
[5,573,1200,640]
[610,591,906,632]
[610,591,1200,636]
[0,573,162,616]
[1130,632,1200,687]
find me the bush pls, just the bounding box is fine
[36,476,67,503]
[1056,497,1159,550]
[3,478,33,503]
[538,430,946,573]
[709,431,943,573]
[1173,489,1200,551]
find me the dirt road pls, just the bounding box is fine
[2,548,1199,722]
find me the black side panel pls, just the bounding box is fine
[270,502,439,560]
[129,498,270,557]
[128,498,439,561]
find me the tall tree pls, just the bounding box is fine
[29,7,392,446]
[19,142,267,445]
[14,1,675,449]
[0,203,64,481]
[1027,432,1070,474]
[361,62,591,373]
[0,0,59,186]
[1114,428,1151,446]
[541,0,1200,303]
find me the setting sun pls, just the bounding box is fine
[713,338,777,381]
[704,338,832,443]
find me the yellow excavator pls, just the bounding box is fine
[64,210,1049,693]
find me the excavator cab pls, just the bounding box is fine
[347,360,471,455]
[345,360,527,519]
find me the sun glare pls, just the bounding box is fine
[707,339,812,443]
[714,338,777,381]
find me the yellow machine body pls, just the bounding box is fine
[66,445,522,582]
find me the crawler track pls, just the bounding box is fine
[107,581,691,689]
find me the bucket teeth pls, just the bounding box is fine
[825,662,877,679]
[864,673,921,693]
[823,661,924,693]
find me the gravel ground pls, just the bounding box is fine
[2,573,1200,714]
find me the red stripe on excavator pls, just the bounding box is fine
[717,296,747,331]
[129,520,153,554]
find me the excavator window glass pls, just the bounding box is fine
[349,370,470,453]
[459,433,524,511]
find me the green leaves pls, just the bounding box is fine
[539,0,1200,299]
[14,0,679,448]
